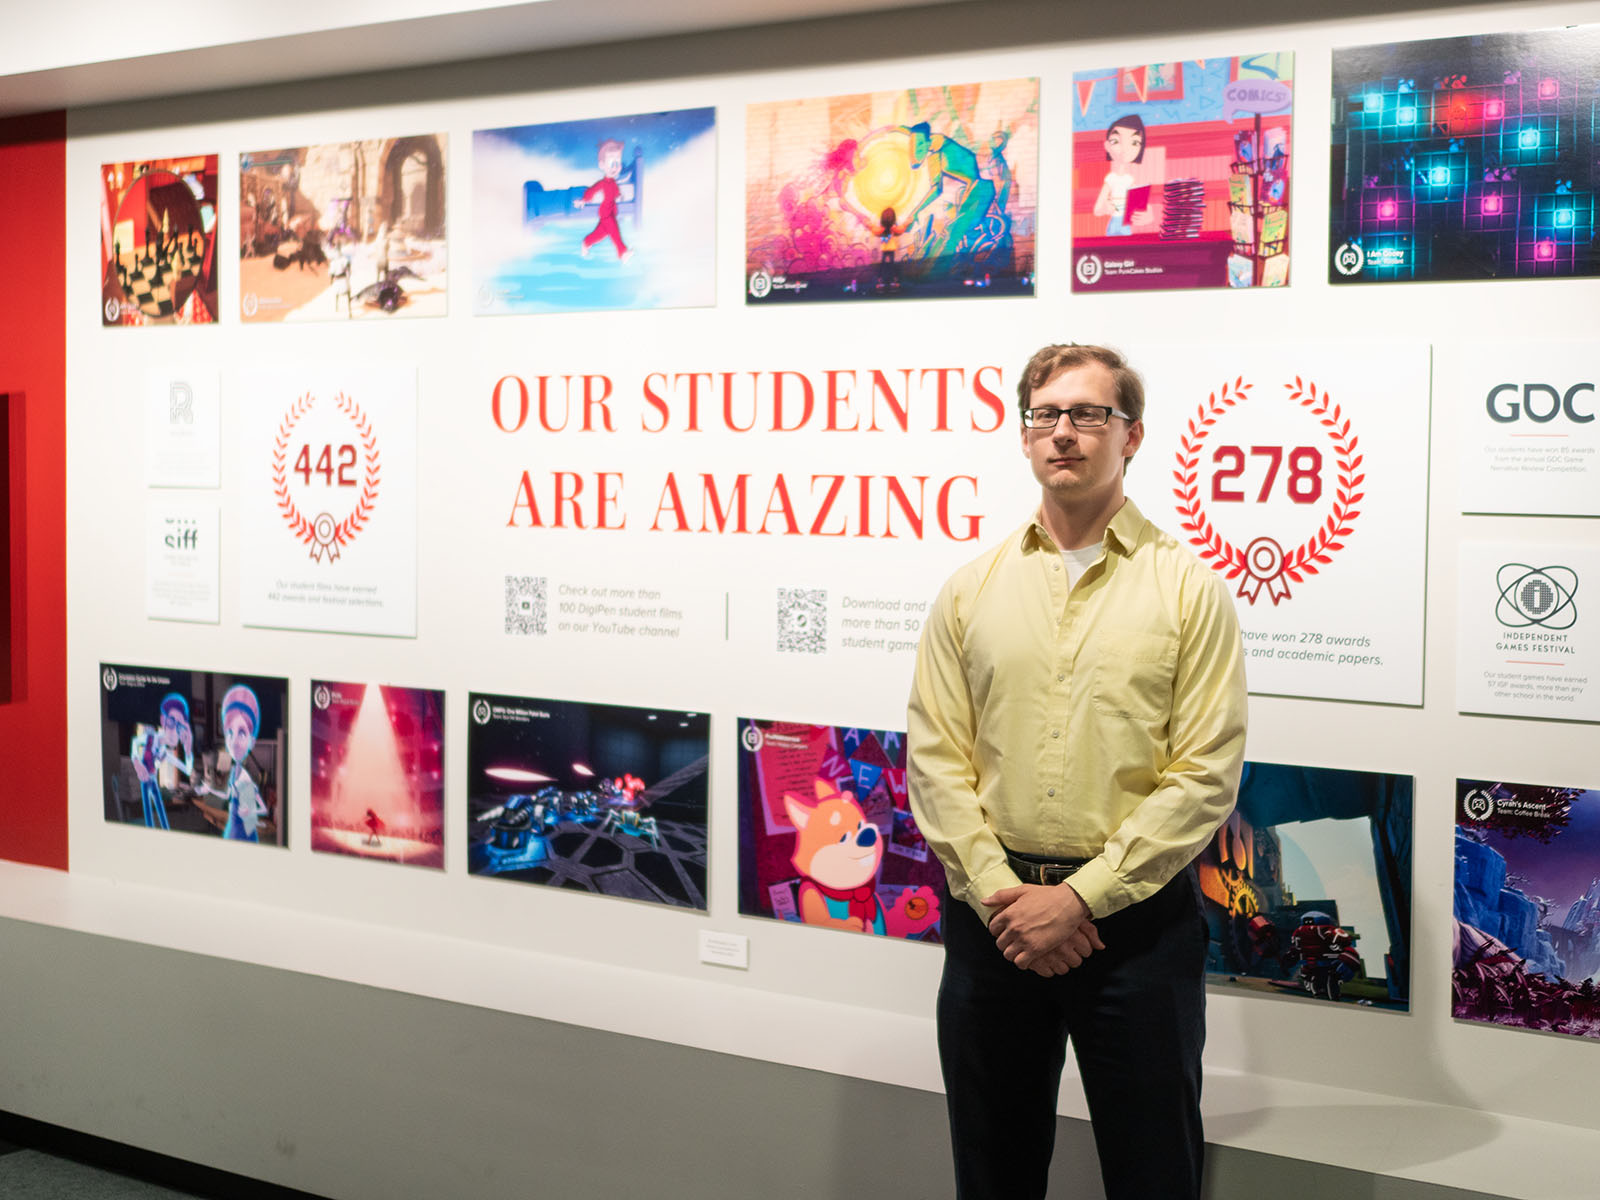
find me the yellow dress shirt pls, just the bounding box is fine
[907,499,1248,923]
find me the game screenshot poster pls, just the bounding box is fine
[1071,54,1293,292]
[310,681,444,868]
[100,156,218,326]
[240,136,447,321]
[1455,778,1600,1040]
[1199,761,1411,1010]
[745,77,1037,302]
[472,107,715,314]
[737,718,942,942]
[99,663,287,846]
[1330,27,1600,283]
[466,692,708,910]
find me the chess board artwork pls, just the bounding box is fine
[100,156,219,326]
[1330,27,1600,283]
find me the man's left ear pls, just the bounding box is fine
[1124,419,1145,459]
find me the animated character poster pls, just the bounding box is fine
[1071,55,1293,292]
[473,108,715,314]
[1330,27,1600,283]
[100,156,218,326]
[99,663,287,847]
[310,681,443,868]
[745,77,1037,302]
[1199,760,1411,1010]
[466,692,708,909]
[240,135,447,321]
[1455,779,1600,1039]
[737,718,942,942]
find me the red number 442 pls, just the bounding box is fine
[294,443,358,487]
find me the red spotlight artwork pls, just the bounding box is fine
[311,680,444,868]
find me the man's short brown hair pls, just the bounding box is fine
[1015,344,1145,424]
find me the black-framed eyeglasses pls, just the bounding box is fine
[1022,405,1133,430]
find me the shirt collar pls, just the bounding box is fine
[1022,497,1149,556]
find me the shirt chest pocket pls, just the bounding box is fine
[1087,627,1179,720]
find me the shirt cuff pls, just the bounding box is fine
[961,860,1024,925]
[1064,857,1126,919]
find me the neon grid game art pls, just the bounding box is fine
[467,693,708,910]
[1072,55,1294,292]
[745,78,1037,302]
[1455,778,1600,1040]
[99,663,287,847]
[100,156,218,326]
[1200,761,1412,1010]
[738,718,943,943]
[240,136,447,321]
[473,108,716,314]
[310,681,444,868]
[1330,27,1600,282]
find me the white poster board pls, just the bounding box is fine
[1457,540,1599,722]
[144,499,219,623]
[1450,342,1600,515]
[1126,343,1431,705]
[238,364,418,637]
[143,367,220,489]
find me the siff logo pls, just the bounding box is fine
[1485,383,1595,423]
[164,523,200,550]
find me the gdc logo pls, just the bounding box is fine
[1486,382,1595,423]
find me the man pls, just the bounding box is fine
[907,344,1247,1200]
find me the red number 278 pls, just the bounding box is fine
[1210,445,1322,504]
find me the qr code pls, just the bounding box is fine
[505,575,547,636]
[777,587,827,654]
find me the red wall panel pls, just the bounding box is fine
[0,111,69,869]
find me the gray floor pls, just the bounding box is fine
[0,1148,203,1199]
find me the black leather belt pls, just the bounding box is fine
[1004,847,1089,887]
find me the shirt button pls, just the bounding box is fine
[1057,673,1065,682]
[1047,788,1056,797]
[1051,729,1060,738]
[1052,563,1060,571]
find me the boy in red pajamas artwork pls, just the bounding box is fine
[575,138,633,262]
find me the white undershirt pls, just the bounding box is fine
[1059,544,1103,589]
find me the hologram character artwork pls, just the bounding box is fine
[200,684,268,842]
[132,692,195,830]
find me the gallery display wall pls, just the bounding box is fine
[6,0,1599,1195]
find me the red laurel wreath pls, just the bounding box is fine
[270,391,382,562]
[1171,376,1362,605]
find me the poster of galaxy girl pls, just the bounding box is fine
[100,156,218,325]
[1330,27,1600,283]
[745,77,1037,302]
[1455,779,1600,1039]
[99,663,287,847]
[1071,55,1293,292]
[737,718,942,942]
[1199,760,1411,1010]
[466,693,708,910]
[239,135,447,321]
[472,107,715,314]
[310,681,443,868]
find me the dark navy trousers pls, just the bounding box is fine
[936,867,1208,1200]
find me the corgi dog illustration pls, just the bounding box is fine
[785,778,887,934]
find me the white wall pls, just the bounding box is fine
[35,1,1600,1196]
